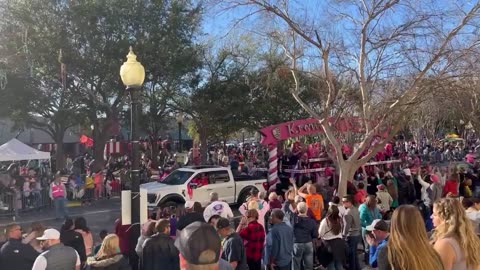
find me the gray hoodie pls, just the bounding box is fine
[343,206,361,237]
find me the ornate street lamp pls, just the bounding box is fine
[176,112,184,153]
[120,46,144,260]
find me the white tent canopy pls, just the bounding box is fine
[0,138,50,162]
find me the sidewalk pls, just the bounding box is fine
[0,198,121,226]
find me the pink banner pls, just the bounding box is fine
[259,117,387,145]
[260,117,357,145]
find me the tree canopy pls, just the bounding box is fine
[214,0,480,195]
[0,0,203,169]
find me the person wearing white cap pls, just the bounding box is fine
[365,219,389,268]
[203,192,234,223]
[32,228,81,270]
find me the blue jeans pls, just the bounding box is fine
[292,242,314,270]
[424,206,433,232]
[474,186,480,198]
[346,235,362,270]
[32,191,42,207]
[54,197,68,219]
[361,228,368,254]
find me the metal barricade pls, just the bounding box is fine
[21,187,51,210]
[109,179,122,197]
[0,190,15,216]
[0,174,125,217]
[0,187,51,217]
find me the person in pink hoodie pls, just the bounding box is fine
[466,150,475,164]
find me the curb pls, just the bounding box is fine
[0,199,121,227]
[0,208,121,227]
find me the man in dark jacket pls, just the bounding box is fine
[397,174,416,205]
[0,223,39,270]
[177,201,205,231]
[141,219,179,270]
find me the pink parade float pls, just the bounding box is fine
[258,117,401,191]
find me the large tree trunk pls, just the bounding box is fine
[150,126,160,168]
[199,129,208,164]
[54,131,66,172]
[150,139,159,168]
[92,128,109,173]
[336,160,357,197]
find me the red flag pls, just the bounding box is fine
[80,135,94,148]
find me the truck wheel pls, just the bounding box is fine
[165,201,177,207]
[160,201,179,209]
[237,190,250,206]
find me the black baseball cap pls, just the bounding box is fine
[174,222,221,265]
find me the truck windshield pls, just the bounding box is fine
[162,170,194,185]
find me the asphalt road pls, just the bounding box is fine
[0,198,242,244]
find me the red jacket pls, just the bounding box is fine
[443,180,458,196]
[114,218,131,254]
[354,189,367,204]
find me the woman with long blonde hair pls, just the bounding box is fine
[87,234,130,270]
[431,198,480,270]
[377,205,444,270]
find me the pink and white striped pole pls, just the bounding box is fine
[268,144,279,191]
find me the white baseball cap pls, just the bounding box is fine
[36,228,61,240]
[185,201,195,209]
[366,219,389,232]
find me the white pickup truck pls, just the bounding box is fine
[141,165,268,209]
